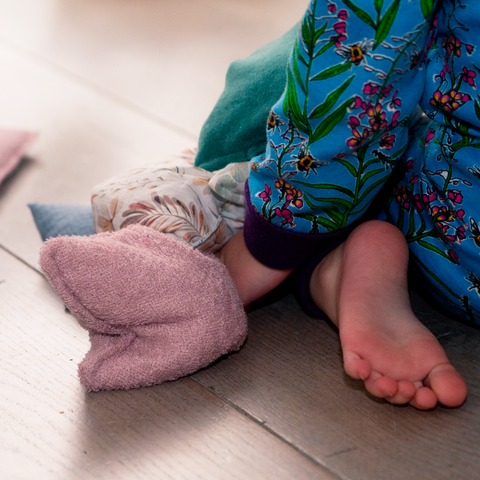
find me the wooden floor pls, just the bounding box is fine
[1,1,480,479]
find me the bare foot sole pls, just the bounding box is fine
[310,220,467,409]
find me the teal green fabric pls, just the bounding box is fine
[194,24,298,172]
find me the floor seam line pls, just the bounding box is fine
[191,376,344,480]
[0,35,199,142]
[0,244,44,276]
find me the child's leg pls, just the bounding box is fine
[309,220,467,409]
[219,229,292,308]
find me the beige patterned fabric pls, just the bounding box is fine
[91,149,249,254]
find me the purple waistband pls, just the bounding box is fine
[243,181,353,270]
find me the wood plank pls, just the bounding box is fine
[0,248,336,480]
[0,0,307,136]
[193,292,480,480]
[0,42,194,268]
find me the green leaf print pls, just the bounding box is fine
[356,176,387,205]
[309,75,355,119]
[292,44,307,95]
[295,180,355,198]
[312,21,328,44]
[283,67,308,133]
[420,0,435,19]
[407,204,416,238]
[342,0,376,29]
[315,217,340,232]
[417,240,452,261]
[301,13,314,49]
[304,193,353,210]
[314,39,336,59]
[374,0,401,49]
[416,212,427,237]
[323,206,344,225]
[294,36,308,67]
[311,97,355,144]
[374,0,384,13]
[310,62,352,81]
[335,157,358,177]
[359,167,385,189]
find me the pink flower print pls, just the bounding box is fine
[285,186,304,209]
[461,67,476,88]
[430,90,451,111]
[424,127,435,146]
[442,36,462,57]
[448,89,471,110]
[388,90,401,110]
[413,193,423,212]
[452,38,462,57]
[422,187,437,208]
[337,9,348,20]
[274,178,291,191]
[366,103,387,131]
[362,81,381,96]
[381,84,393,99]
[431,205,450,222]
[447,249,460,264]
[347,127,370,149]
[331,34,347,48]
[353,95,365,110]
[405,159,414,172]
[466,44,475,56]
[333,21,347,35]
[409,174,418,184]
[327,2,337,14]
[435,59,451,83]
[432,206,465,227]
[447,189,463,205]
[395,185,410,210]
[275,207,294,226]
[389,110,400,128]
[380,133,395,150]
[445,226,466,244]
[259,184,271,202]
[347,115,360,129]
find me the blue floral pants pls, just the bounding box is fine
[246,0,480,323]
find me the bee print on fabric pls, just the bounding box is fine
[285,144,329,177]
[469,218,480,248]
[335,39,374,66]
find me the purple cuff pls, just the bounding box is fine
[243,181,353,270]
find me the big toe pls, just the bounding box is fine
[426,363,467,407]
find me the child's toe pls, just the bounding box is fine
[409,386,437,410]
[426,363,467,407]
[343,351,371,380]
[365,372,398,399]
[385,380,416,405]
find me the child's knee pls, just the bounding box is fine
[347,220,409,260]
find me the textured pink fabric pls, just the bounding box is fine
[39,225,247,391]
[0,129,37,184]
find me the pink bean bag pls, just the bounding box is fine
[0,129,37,184]
[39,225,247,391]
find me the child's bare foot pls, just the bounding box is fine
[310,220,467,409]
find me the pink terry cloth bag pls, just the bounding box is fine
[39,225,247,391]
